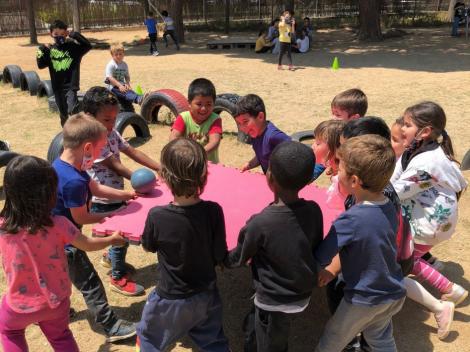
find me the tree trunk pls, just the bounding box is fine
[170,0,184,43]
[25,0,37,45]
[448,0,457,21]
[143,0,150,16]
[358,0,383,41]
[225,0,230,34]
[72,0,81,32]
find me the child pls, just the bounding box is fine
[312,89,368,181]
[52,113,137,342]
[37,20,91,126]
[391,116,406,158]
[226,141,323,352]
[161,10,180,50]
[302,17,314,41]
[235,94,290,174]
[0,155,126,351]
[255,30,274,53]
[170,78,222,163]
[391,101,468,305]
[144,11,159,56]
[104,44,145,106]
[311,120,347,209]
[316,135,406,351]
[328,117,455,342]
[84,87,161,296]
[278,10,295,70]
[331,88,368,121]
[292,29,309,53]
[137,138,229,351]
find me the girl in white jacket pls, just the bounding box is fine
[392,101,467,306]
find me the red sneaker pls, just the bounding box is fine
[110,276,144,296]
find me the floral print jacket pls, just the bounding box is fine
[391,146,467,245]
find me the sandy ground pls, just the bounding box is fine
[0,26,469,352]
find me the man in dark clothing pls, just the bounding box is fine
[37,20,91,126]
[226,141,324,352]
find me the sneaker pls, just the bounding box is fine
[288,65,295,71]
[176,45,180,51]
[278,65,282,70]
[101,252,137,276]
[105,319,137,343]
[110,276,144,296]
[153,51,160,56]
[0,140,10,151]
[434,301,454,340]
[441,283,468,306]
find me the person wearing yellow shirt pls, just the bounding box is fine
[278,10,295,71]
[255,30,274,53]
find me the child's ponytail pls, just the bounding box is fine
[440,129,457,163]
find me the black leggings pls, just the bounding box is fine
[278,42,292,66]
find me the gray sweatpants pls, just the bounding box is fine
[315,297,405,352]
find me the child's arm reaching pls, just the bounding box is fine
[72,231,126,251]
[70,204,111,225]
[240,156,260,172]
[36,45,51,69]
[122,146,161,173]
[224,219,259,268]
[99,156,133,180]
[204,133,222,155]
[318,254,341,287]
[89,179,136,201]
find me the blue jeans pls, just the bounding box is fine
[111,87,141,105]
[137,289,229,352]
[452,16,462,36]
[91,202,128,280]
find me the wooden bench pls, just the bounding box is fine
[207,38,256,50]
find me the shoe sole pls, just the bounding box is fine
[437,304,455,340]
[100,260,111,269]
[442,289,468,307]
[110,284,144,297]
[106,330,136,343]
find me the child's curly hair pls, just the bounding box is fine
[1,156,58,234]
[160,138,208,198]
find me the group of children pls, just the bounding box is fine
[0,70,468,352]
[1,13,465,352]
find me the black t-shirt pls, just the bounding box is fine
[226,199,323,305]
[142,200,228,299]
[36,32,91,91]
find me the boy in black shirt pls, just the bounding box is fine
[137,138,230,351]
[226,141,324,352]
[37,20,91,126]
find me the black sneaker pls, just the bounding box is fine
[105,319,136,343]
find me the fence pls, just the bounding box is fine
[0,0,454,36]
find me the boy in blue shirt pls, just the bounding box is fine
[144,12,159,56]
[52,113,137,342]
[235,94,290,174]
[315,134,406,352]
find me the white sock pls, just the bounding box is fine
[405,277,443,313]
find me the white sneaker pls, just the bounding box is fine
[153,51,160,56]
[441,283,468,306]
[434,301,454,340]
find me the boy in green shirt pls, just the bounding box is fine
[170,78,222,163]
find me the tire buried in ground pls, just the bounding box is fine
[0,151,20,168]
[20,71,41,96]
[291,130,315,142]
[140,89,188,124]
[37,80,53,98]
[47,132,64,163]
[116,112,151,139]
[461,149,470,171]
[214,93,251,144]
[2,65,22,88]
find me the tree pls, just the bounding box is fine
[72,0,81,32]
[169,0,184,43]
[358,0,382,41]
[225,0,230,34]
[448,0,457,21]
[25,0,37,44]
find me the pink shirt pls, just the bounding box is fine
[0,216,79,313]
